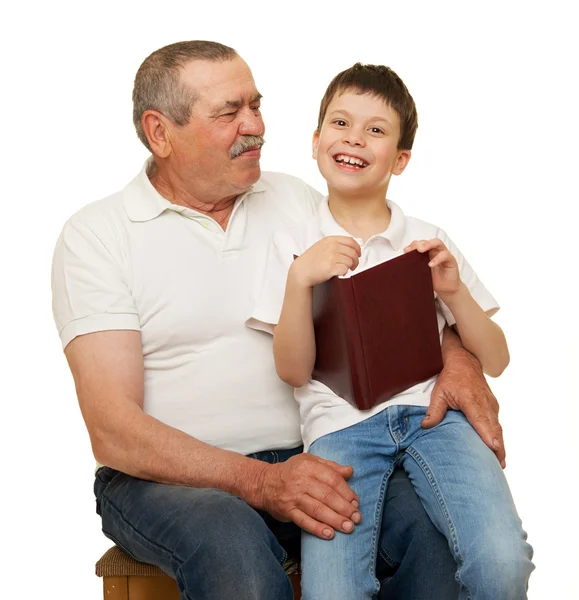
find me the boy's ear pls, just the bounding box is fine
[393,149,411,175]
[312,130,319,159]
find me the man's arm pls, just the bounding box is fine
[422,326,506,468]
[66,329,361,538]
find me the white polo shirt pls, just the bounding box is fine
[247,197,499,450]
[51,159,322,455]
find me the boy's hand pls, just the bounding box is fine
[290,236,361,288]
[404,238,460,297]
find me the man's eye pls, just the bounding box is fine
[221,111,237,118]
[251,105,261,113]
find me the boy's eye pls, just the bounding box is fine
[370,127,384,134]
[333,119,347,127]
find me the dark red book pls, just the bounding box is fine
[311,250,443,410]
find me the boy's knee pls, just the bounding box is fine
[459,534,534,598]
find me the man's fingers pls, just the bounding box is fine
[462,405,507,468]
[421,395,448,429]
[289,508,336,540]
[296,490,361,534]
[310,457,359,505]
[315,456,354,476]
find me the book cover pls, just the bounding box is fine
[311,250,443,410]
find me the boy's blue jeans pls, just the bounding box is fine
[302,406,535,600]
[95,446,459,600]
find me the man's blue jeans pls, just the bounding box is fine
[301,407,534,600]
[95,446,459,599]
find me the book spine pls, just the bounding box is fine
[340,279,372,409]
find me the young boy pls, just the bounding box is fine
[247,63,533,599]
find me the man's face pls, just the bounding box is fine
[167,57,265,200]
[313,91,409,197]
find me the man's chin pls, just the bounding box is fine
[234,164,261,189]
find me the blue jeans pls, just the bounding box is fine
[95,446,459,599]
[302,406,534,600]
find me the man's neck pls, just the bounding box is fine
[328,189,391,243]
[149,164,238,231]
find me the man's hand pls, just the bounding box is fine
[256,453,361,540]
[423,328,506,468]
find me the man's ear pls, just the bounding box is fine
[312,130,319,160]
[142,110,172,158]
[393,149,411,175]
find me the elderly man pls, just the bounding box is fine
[52,41,505,600]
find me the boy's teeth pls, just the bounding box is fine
[336,154,367,167]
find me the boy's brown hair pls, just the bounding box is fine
[317,63,418,150]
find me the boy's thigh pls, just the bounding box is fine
[401,409,523,550]
[303,420,396,599]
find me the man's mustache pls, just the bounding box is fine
[230,135,265,158]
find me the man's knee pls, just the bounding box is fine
[174,490,293,599]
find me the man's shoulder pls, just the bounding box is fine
[258,171,322,203]
[61,184,133,239]
[271,208,323,254]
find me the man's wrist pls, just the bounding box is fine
[232,457,270,509]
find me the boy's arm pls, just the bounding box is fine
[439,283,509,377]
[273,273,316,387]
[273,236,361,387]
[406,238,509,377]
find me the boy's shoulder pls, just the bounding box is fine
[400,209,449,244]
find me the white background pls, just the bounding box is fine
[2,1,577,598]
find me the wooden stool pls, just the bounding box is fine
[96,545,302,599]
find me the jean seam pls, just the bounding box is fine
[378,547,398,568]
[370,463,396,596]
[404,445,470,598]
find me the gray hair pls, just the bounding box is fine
[132,40,238,151]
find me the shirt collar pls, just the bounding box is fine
[318,196,406,250]
[123,157,266,223]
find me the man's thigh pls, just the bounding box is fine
[94,467,292,599]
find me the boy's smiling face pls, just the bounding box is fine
[313,90,411,197]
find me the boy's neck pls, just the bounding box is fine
[327,188,391,243]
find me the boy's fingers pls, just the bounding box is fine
[428,251,452,267]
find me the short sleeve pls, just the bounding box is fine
[245,229,299,335]
[51,219,140,349]
[435,229,499,326]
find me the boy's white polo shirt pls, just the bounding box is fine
[247,197,499,450]
[52,159,322,456]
